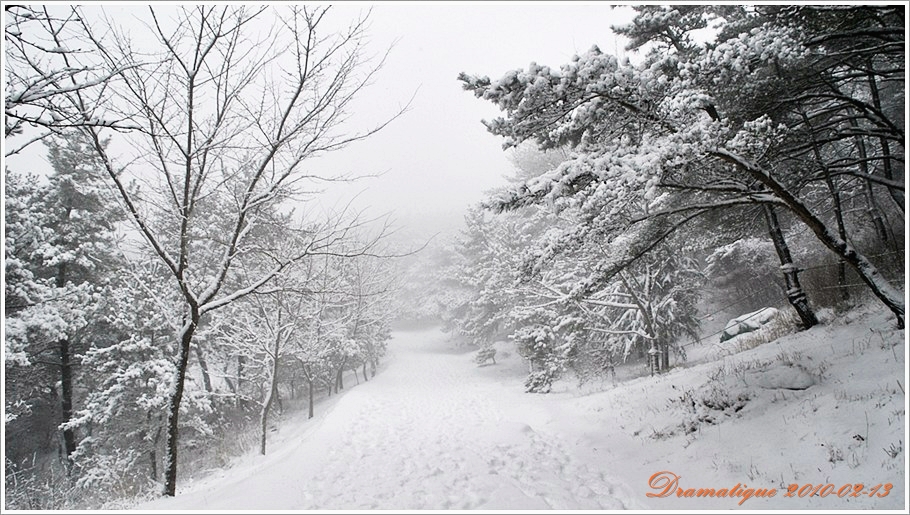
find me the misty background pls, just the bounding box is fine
[5,4,636,242]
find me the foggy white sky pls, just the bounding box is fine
[4,2,636,241]
[309,2,636,239]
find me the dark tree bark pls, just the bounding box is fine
[761,205,819,329]
[618,272,665,373]
[275,385,283,415]
[59,337,76,458]
[194,344,213,394]
[308,377,314,419]
[164,309,199,497]
[148,411,162,481]
[335,357,346,393]
[259,385,276,456]
[223,376,236,395]
[801,108,851,304]
[298,361,316,419]
[822,176,851,304]
[715,149,903,329]
[850,117,892,246]
[866,70,903,213]
[54,262,77,460]
[236,355,245,408]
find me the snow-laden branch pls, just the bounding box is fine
[630,197,783,223]
[586,326,654,339]
[711,147,904,327]
[579,298,639,311]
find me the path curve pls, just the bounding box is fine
[141,328,637,510]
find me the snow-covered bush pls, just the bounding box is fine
[667,383,750,437]
[474,347,497,366]
[524,370,559,394]
[512,321,573,393]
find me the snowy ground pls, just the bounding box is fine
[138,306,906,511]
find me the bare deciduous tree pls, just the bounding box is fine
[16,4,404,496]
[4,5,142,156]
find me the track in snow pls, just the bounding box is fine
[141,328,637,510]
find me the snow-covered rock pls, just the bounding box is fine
[719,306,779,342]
[746,363,815,390]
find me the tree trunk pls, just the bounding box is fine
[150,447,157,481]
[236,355,245,408]
[224,376,236,395]
[148,411,162,481]
[715,150,904,328]
[820,166,850,304]
[866,70,903,213]
[647,343,658,377]
[618,272,663,372]
[59,337,76,459]
[259,383,276,456]
[308,378,314,419]
[260,332,282,456]
[194,344,213,394]
[362,361,368,382]
[850,117,891,246]
[803,108,850,303]
[336,357,346,392]
[55,262,76,460]
[836,258,849,303]
[164,309,199,497]
[862,179,896,249]
[762,205,819,329]
[876,136,901,213]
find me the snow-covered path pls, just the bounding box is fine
[141,328,638,510]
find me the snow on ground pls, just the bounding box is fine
[138,327,640,510]
[138,307,906,511]
[543,305,906,511]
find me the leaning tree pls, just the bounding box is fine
[459,5,904,328]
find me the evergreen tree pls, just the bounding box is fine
[5,131,124,468]
[459,5,904,328]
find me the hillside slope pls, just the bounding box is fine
[137,307,906,510]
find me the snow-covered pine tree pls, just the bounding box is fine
[5,131,124,476]
[458,4,904,328]
[63,261,183,495]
